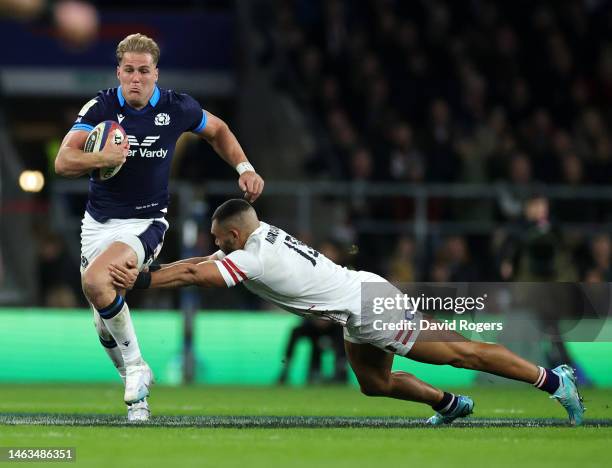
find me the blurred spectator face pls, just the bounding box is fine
[591,234,611,266]
[533,109,552,134]
[431,99,450,126]
[396,237,415,259]
[392,122,413,148]
[562,154,583,184]
[397,21,418,50]
[596,137,611,162]
[552,130,572,156]
[351,148,373,179]
[409,51,429,76]
[327,108,349,132]
[117,52,159,110]
[549,33,572,75]
[525,197,549,223]
[325,0,344,20]
[489,107,507,135]
[510,154,532,184]
[584,268,604,283]
[368,77,389,107]
[336,124,357,150]
[599,45,612,83]
[321,77,340,104]
[347,29,368,57]
[377,8,397,36]
[300,47,322,78]
[444,236,468,263]
[497,26,518,56]
[428,3,450,38]
[430,261,450,282]
[511,78,530,108]
[582,109,604,139]
[40,235,64,261]
[499,134,518,155]
[532,5,556,31]
[360,53,381,80]
[571,78,590,107]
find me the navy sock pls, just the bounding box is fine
[433,392,458,414]
[534,366,560,394]
[96,295,125,320]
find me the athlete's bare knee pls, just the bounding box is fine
[82,268,114,308]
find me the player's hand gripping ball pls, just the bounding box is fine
[85,120,128,181]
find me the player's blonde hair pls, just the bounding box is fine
[116,33,160,65]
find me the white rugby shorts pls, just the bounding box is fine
[80,211,169,273]
[343,271,422,356]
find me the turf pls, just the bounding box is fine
[0,384,610,468]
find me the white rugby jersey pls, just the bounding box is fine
[214,222,379,325]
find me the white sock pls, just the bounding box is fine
[92,305,125,381]
[97,296,142,367]
[104,347,126,383]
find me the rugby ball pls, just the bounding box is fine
[84,120,128,181]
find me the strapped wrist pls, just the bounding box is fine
[133,271,151,289]
[236,162,255,175]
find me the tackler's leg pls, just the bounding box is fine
[407,316,584,425]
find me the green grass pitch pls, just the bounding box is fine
[0,384,611,468]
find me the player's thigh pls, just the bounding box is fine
[82,241,138,287]
[406,315,471,365]
[344,340,394,388]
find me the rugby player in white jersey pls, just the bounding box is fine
[109,199,585,425]
[55,34,264,422]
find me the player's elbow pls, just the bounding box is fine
[54,152,74,178]
[54,156,69,177]
[191,263,224,288]
[218,121,231,136]
[207,120,230,144]
[55,150,87,178]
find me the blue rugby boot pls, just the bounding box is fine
[427,395,474,425]
[550,365,585,426]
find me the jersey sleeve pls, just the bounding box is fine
[71,93,105,133]
[178,93,207,133]
[214,249,263,287]
[212,250,226,260]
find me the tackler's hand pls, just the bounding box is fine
[238,171,264,203]
[109,261,139,290]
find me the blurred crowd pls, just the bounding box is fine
[5,0,612,307]
[260,0,612,286]
[276,0,612,186]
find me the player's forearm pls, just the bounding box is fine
[160,256,213,269]
[150,264,200,289]
[55,147,105,178]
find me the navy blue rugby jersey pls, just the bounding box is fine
[71,86,207,222]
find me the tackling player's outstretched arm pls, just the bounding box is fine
[196,111,264,203]
[55,129,128,178]
[157,252,222,269]
[109,261,226,290]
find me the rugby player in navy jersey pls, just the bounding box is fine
[54,34,264,421]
